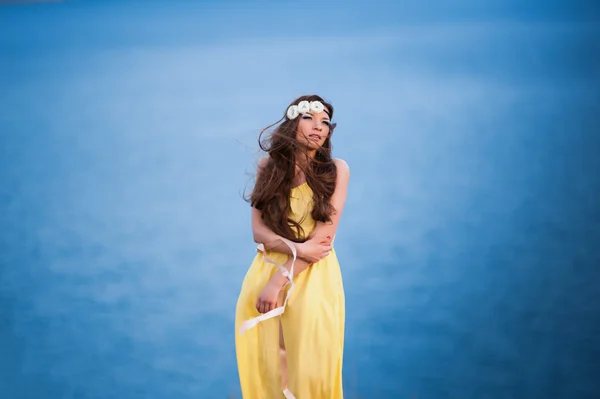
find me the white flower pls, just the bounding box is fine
[297,100,310,114]
[309,101,325,113]
[286,105,299,119]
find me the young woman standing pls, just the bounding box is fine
[235,95,350,398]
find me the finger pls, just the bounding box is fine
[263,302,270,314]
[256,301,262,313]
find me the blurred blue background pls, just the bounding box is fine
[1,1,599,398]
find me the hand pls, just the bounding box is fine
[297,235,332,263]
[256,277,285,314]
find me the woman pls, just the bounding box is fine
[235,94,350,398]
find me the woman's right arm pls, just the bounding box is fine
[251,157,290,250]
[251,206,288,248]
[253,206,331,262]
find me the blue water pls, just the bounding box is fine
[1,2,599,398]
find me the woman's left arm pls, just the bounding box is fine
[304,158,351,246]
[284,158,350,278]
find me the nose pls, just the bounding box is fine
[313,120,322,131]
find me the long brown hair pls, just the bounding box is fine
[248,94,338,242]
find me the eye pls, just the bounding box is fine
[323,121,330,126]
[301,115,312,120]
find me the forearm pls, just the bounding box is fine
[270,256,312,288]
[253,227,298,257]
[254,224,316,260]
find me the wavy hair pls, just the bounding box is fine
[247,94,338,242]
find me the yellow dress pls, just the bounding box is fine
[235,182,345,399]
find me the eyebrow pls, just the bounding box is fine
[310,112,330,120]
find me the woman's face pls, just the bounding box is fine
[295,108,331,151]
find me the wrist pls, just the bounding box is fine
[295,242,305,259]
[270,271,288,288]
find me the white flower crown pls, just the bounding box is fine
[286,100,326,120]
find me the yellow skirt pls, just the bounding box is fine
[235,248,345,398]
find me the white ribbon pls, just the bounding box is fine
[283,388,296,399]
[238,237,298,398]
[239,237,297,335]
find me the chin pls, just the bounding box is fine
[299,140,318,150]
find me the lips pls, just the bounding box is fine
[308,134,321,141]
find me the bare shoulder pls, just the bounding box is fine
[257,155,270,171]
[334,158,350,177]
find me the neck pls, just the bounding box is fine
[294,150,315,179]
[295,150,315,168]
